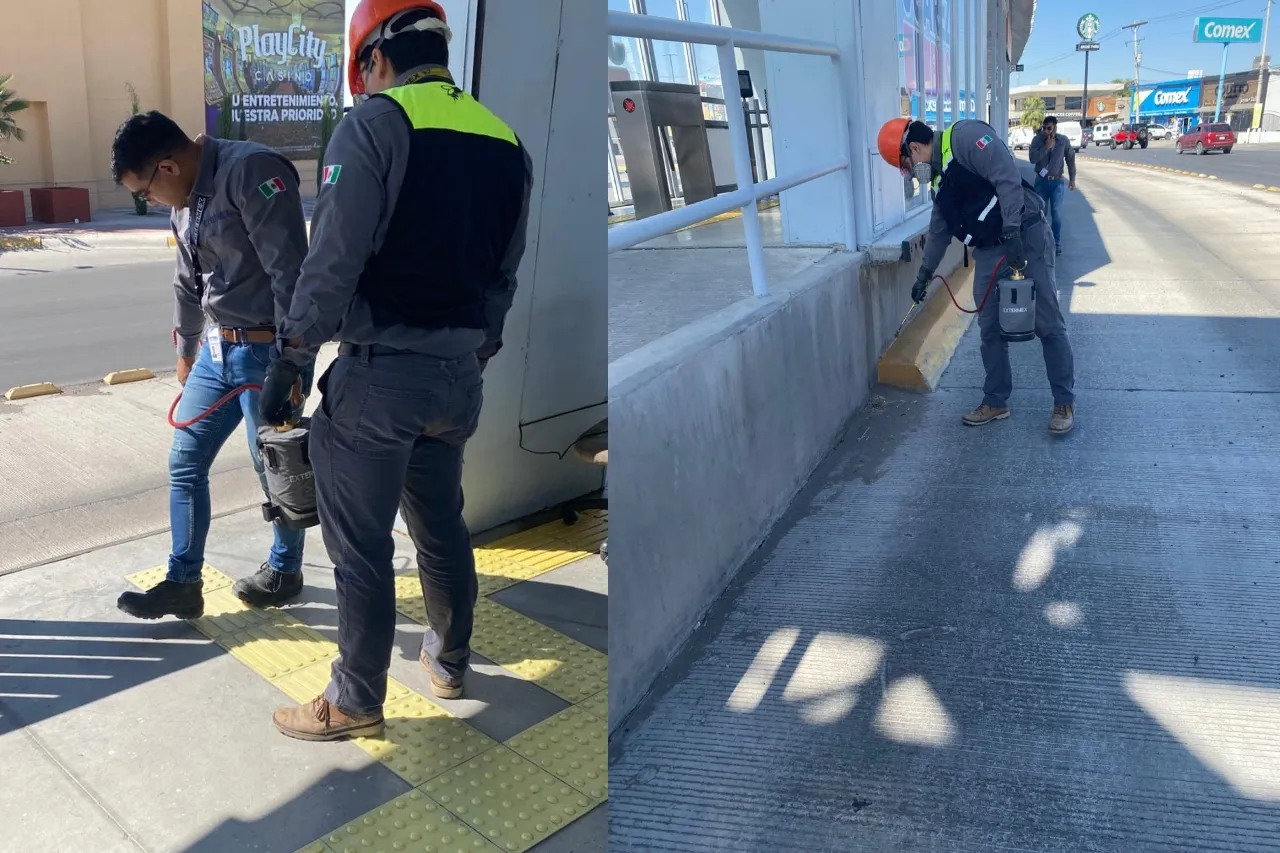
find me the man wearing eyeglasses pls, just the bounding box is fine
[109,111,312,620]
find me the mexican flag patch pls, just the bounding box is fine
[975,134,993,149]
[322,164,342,185]
[258,176,287,199]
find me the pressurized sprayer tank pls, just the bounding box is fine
[998,266,1036,342]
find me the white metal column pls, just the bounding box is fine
[964,0,972,119]
[950,0,961,126]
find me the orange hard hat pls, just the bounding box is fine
[877,117,912,171]
[348,0,449,96]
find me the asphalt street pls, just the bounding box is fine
[1077,139,1280,188]
[0,259,176,390]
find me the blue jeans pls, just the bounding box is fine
[1034,176,1067,247]
[166,340,306,584]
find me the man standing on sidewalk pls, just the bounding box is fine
[1028,116,1076,256]
[111,112,311,620]
[259,1,533,742]
[878,115,1077,434]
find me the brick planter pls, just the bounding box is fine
[0,190,25,227]
[29,186,91,224]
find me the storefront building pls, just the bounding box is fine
[1132,78,1203,132]
[1136,69,1278,133]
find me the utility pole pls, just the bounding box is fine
[1123,20,1148,121]
[1254,0,1273,129]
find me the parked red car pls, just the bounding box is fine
[1176,123,1235,155]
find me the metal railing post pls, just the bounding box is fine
[830,53,859,251]
[718,39,769,297]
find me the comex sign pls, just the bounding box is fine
[1193,17,1264,43]
[1138,83,1201,115]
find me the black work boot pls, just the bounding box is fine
[117,580,204,620]
[233,563,304,608]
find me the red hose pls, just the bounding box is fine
[933,253,1008,315]
[167,383,262,429]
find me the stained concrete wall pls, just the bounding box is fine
[608,238,963,731]
[0,0,203,212]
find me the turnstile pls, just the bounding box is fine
[610,81,727,219]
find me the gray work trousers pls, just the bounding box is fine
[971,215,1076,408]
[314,345,484,716]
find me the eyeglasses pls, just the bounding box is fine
[140,160,163,202]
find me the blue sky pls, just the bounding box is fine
[1018,0,1273,86]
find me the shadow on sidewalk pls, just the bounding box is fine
[0,617,218,731]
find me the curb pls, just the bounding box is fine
[877,262,977,392]
[1077,154,1280,193]
[4,382,62,401]
[104,368,156,386]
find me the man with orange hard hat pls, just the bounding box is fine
[877,115,1076,435]
[263,0,533,741]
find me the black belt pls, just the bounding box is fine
[337,343,412,358]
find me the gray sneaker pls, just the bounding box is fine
[962,404,1010,426]
[1049,404,1075,434]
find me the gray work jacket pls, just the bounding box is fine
[171,136,308,357]
[279,65,534,367]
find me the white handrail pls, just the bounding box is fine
[609,158,850,253]
[607,11,856,297]
[608,11,839,57]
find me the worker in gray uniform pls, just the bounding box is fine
[877,116,1076,434]
[262,0,533,742]
[111,111,311,620]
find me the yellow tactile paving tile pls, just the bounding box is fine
[308,789,497,853]
[362,692,500,786]
[506,705,607,802]
[422,747,597,853]
[394,574,429,624]
[474,512,607,595]
[271,659,415,707]
[577,689,607,722]
[291,842,329,853]
[208,616,339,680]
[470,598,607,703]
[126,564,234,592]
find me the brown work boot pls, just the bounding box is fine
[962,404,1010,426]
[1049,404,1075,435]
[272,695,384,742]
[420,648,465,700]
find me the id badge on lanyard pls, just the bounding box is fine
[188,197,221,363]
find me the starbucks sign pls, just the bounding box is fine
[1077,13,1100,42]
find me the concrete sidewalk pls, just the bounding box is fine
[0,345,339,577]
[0,503,607,853]
[609,162,1280,850]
